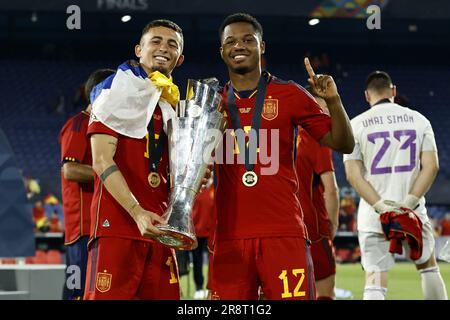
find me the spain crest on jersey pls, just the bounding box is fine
[96,271,112,293]
[262,98,278,120]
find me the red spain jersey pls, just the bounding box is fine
[192,185,215,238]
[296,128,334,241]
[87,106,169,243]
[441,219,450,236]
[59,111,93,245]
[215,72,331,240]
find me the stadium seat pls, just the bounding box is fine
[46,250,63,264]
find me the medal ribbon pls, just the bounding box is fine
[148,71,180,108]
[226,75,268,172]
[147,117,166,173]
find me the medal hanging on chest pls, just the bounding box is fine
[147,117,166,188]
[148,172,161,188]
[226,75,268,187]
[242,170,258,187]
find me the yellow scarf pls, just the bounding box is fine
[148,71,180,108]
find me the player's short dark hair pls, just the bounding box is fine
[365,71,393,92]
[219,13,263,42]
[85,68,115,103]
[140,19,184,48]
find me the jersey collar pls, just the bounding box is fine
[372,98,392,107]
[226,71,272,100]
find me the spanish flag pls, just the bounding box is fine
[89,60,177,139]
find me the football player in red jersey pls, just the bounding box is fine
[210,13,354,300]
[191,179,216,299]
[59,68,115,300]
[83,20,185,300]
[296,87,339,300]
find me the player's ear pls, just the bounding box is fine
[392,85,397,98]
[364,90,371,104]
[220,46,225,61]
[135,44,142,59]
[176,55,184,67]
[260,40,265,55]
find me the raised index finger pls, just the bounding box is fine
[304,57,316,79]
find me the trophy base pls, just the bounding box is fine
[155,225,198,250]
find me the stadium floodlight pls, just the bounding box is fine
[308,18,320,26]
[121,15,132,23]
[31,12,38,23]
[409,24,418,32]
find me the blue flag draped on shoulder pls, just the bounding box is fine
[90,60,176,139]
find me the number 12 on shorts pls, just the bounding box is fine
[278,268,306,298]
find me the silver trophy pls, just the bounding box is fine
[155,78,226,250]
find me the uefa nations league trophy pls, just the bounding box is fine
[155,78,226,250]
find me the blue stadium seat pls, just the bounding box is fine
[1,60,449,190]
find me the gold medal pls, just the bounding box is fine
[242,171,258,187]
[148,172,161,188]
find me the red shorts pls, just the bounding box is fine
[310,238,336,281]
[210,237,315,300]
[83,237,180,300]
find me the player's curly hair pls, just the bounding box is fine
[219,13,263,42]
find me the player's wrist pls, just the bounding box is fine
[372,199,388,214]
[324,94,341,105]
[128,201,141,218]
[403,194,420,210]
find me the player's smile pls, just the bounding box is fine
[153,54,170,65]
[231,53,249,63]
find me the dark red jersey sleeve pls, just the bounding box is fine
[87,120,120,139]
[60,115,89,163]
[314,145,334,175]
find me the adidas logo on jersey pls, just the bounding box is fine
[102,219,110,227]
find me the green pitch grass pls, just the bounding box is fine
[336,262,450,300]
[179,266,206,300]
[180,262,450,300]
